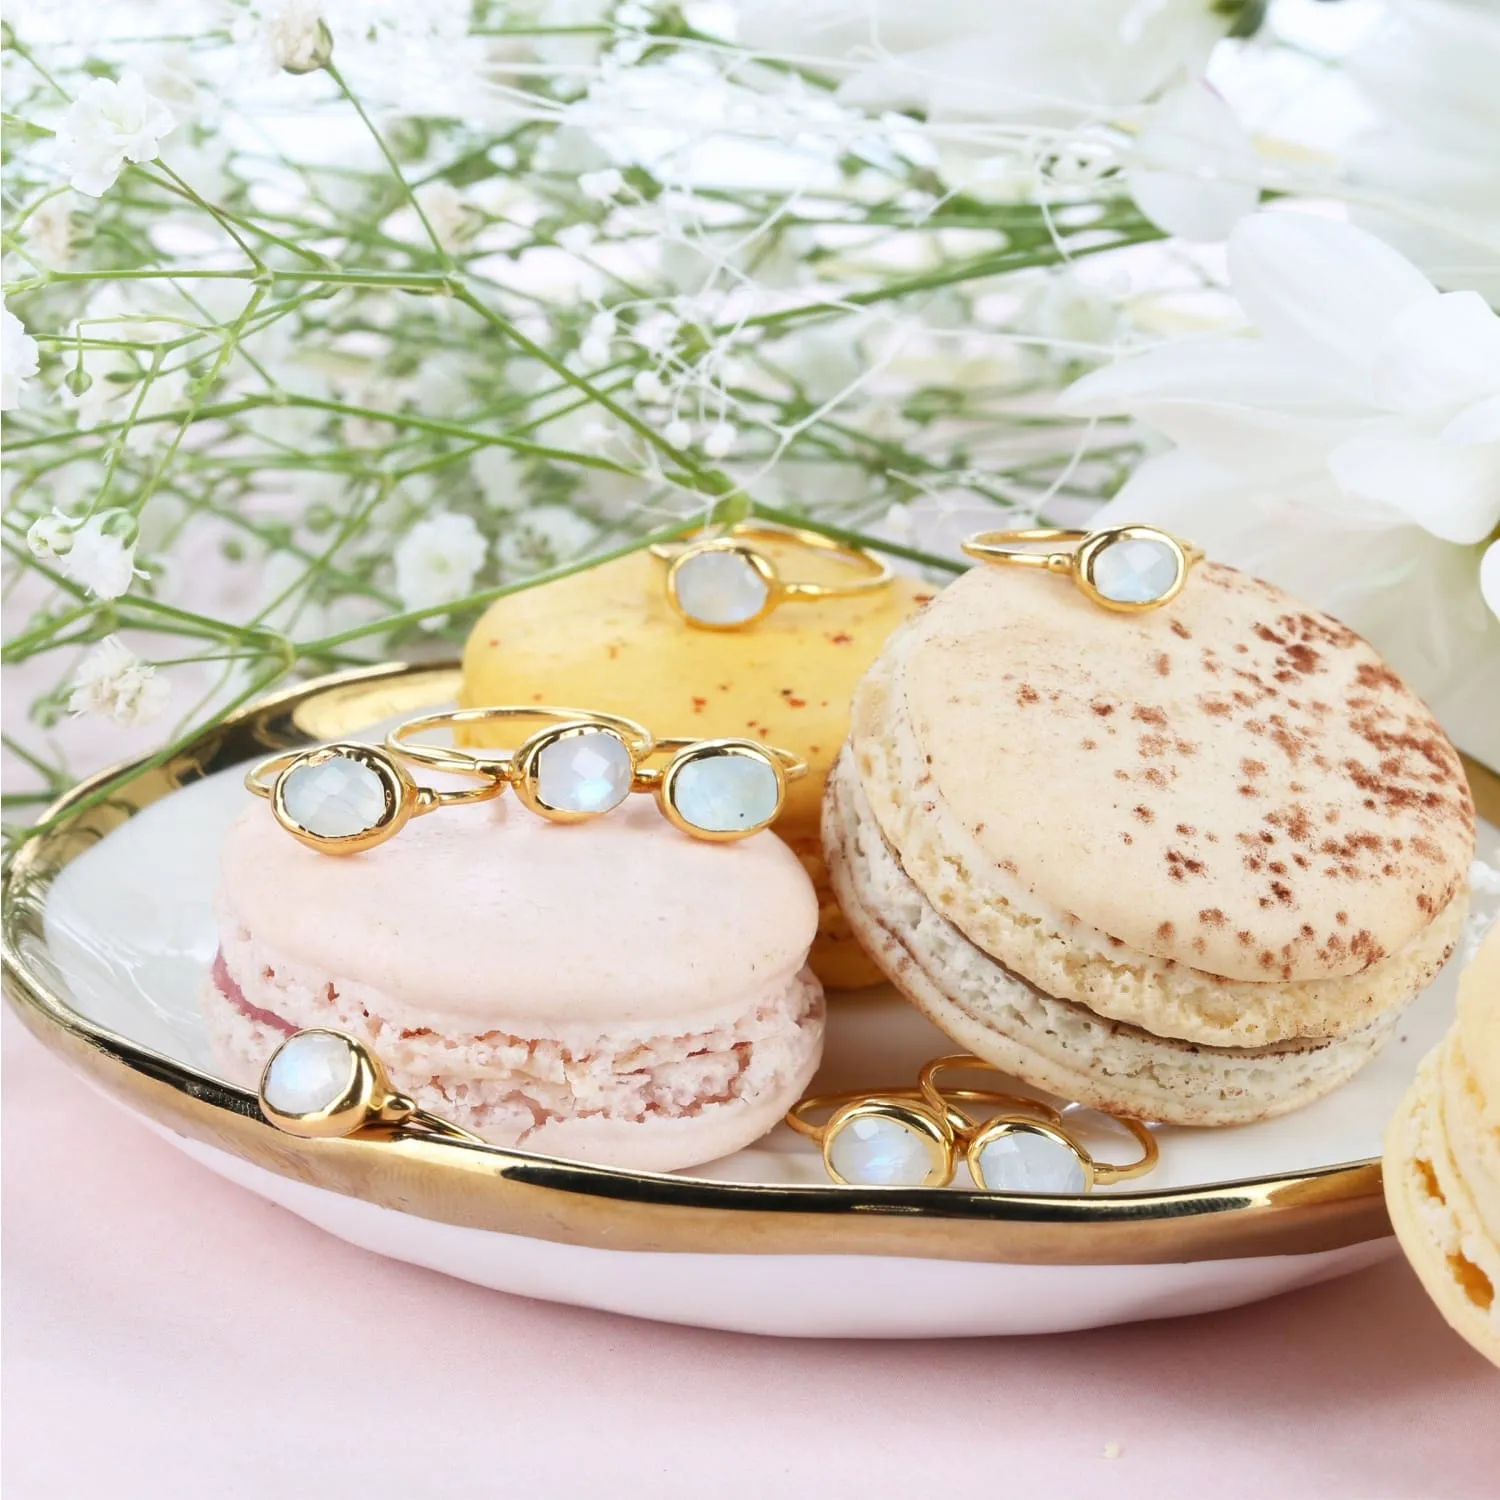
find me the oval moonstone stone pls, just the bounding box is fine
[280,754,388,838]
[263,1032,357,1117]
[535,730,633,814]
[672,549,770,626]
[1090,535,1179,605]
[976,1128,1088,1194]
[827,1115,937,1186]
[671,753,780,834]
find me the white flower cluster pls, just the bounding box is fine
[67,637,169,727]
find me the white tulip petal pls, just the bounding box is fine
[1329,421,1500,544]
[1442,394,1500,446]
[1370,290,1500,413]
[1126,82,1260,243]
[1226,213,1438,393]
[1481,541,1500,623]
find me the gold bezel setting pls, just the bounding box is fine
[655,737,791,842]
[665,539,782,631]
[511,720,640,823]
[5,660,1497,1266]
[268,742,410,854]
[966,1116,1097,1194]
[821,1096,956,1188]
[1073,524,1192,614]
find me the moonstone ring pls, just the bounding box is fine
[650,519,893,631]
[387,708,805,840]
[919,1055,1159,1194]
[259,1028,482,1144]
[246,740,502,855]
[960,523,1203,613]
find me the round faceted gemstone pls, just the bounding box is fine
[535,730,633,814]
[672,548,770,626]
[1089,534,1180,605]
[280,754,389,838]
[671,751,780,834]
[827,1113,940,1186]
[975,1126,1088,1194]
[263,1031,357,1117]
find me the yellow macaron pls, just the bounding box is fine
[1384,924,1500,1367]
[460,541,936,989]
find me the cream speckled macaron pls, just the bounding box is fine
[825,558,1475,1126]
[1385,926,1500,1367]
[204,790,824,1172]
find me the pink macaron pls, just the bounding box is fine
[203,787,825,1172]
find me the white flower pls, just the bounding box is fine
[735,0,1232,127]
[68,638,170,727]
[55,72,176,197]
[496,506,599,575]
[412,180,474,253]
[1345,0,1500,301]
[703,422,736,459]
[1125,81,1259,242]
[579,167,625,202]
[471,447,529,513]
[60,513,142,600]
[247,1,334,75]
[26,510,73,561]
[1063,210,1500,762]
[2,301,40,410]
[393,511,488,622]
[24,195,75,268]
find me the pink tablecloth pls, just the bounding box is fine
[3,1010,1496,1500]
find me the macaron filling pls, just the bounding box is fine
[205,929,824,1152]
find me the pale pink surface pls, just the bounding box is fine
[5,1011,1498,1499]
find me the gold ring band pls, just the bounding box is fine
[918,1055,1158,1190]
[650,520,892,630]
[961,523,1203,614]
[387,705,653,779]
[245,741,502,856]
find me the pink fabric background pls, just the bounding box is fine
[4,1009,1496,1500]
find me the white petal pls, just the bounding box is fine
[1328,419,1500,544]
[1226,212,1438,394]
[1370,290,1500,413]
[1481,541,1500,623]
[1126,82,1260,243]
[1443,393,1500,445]
[1062,338,1356,417]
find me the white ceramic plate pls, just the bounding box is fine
[7,666,1495,1337]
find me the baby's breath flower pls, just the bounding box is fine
[261,2,334,75]
[496,506,598,576]
[702,422,736,459]
[60,514,142,600]
[579,167,625,203]
[26,510,73,562]
[55,72,176,197]
[2,300,40,410]
[68,638,170,727]
[393,511,488,625]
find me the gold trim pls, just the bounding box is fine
[4,661,1498,1266]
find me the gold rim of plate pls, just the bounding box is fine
[5,661,1498,1268]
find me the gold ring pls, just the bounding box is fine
[785,1086,1063,1189]
[634,737,807,842]
[650,520,892,630]
[918,1056,1158,1192]
[387,706,653,824]
[245,741,502,855]
[960,523,1203,613]
[259,1029,482,1144]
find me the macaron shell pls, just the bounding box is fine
[1385,1038,1500,1367]
[459,546,937,988]
[882,560,1473,981]
[218,792,818,1027]
[1456,924,1500,1120]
